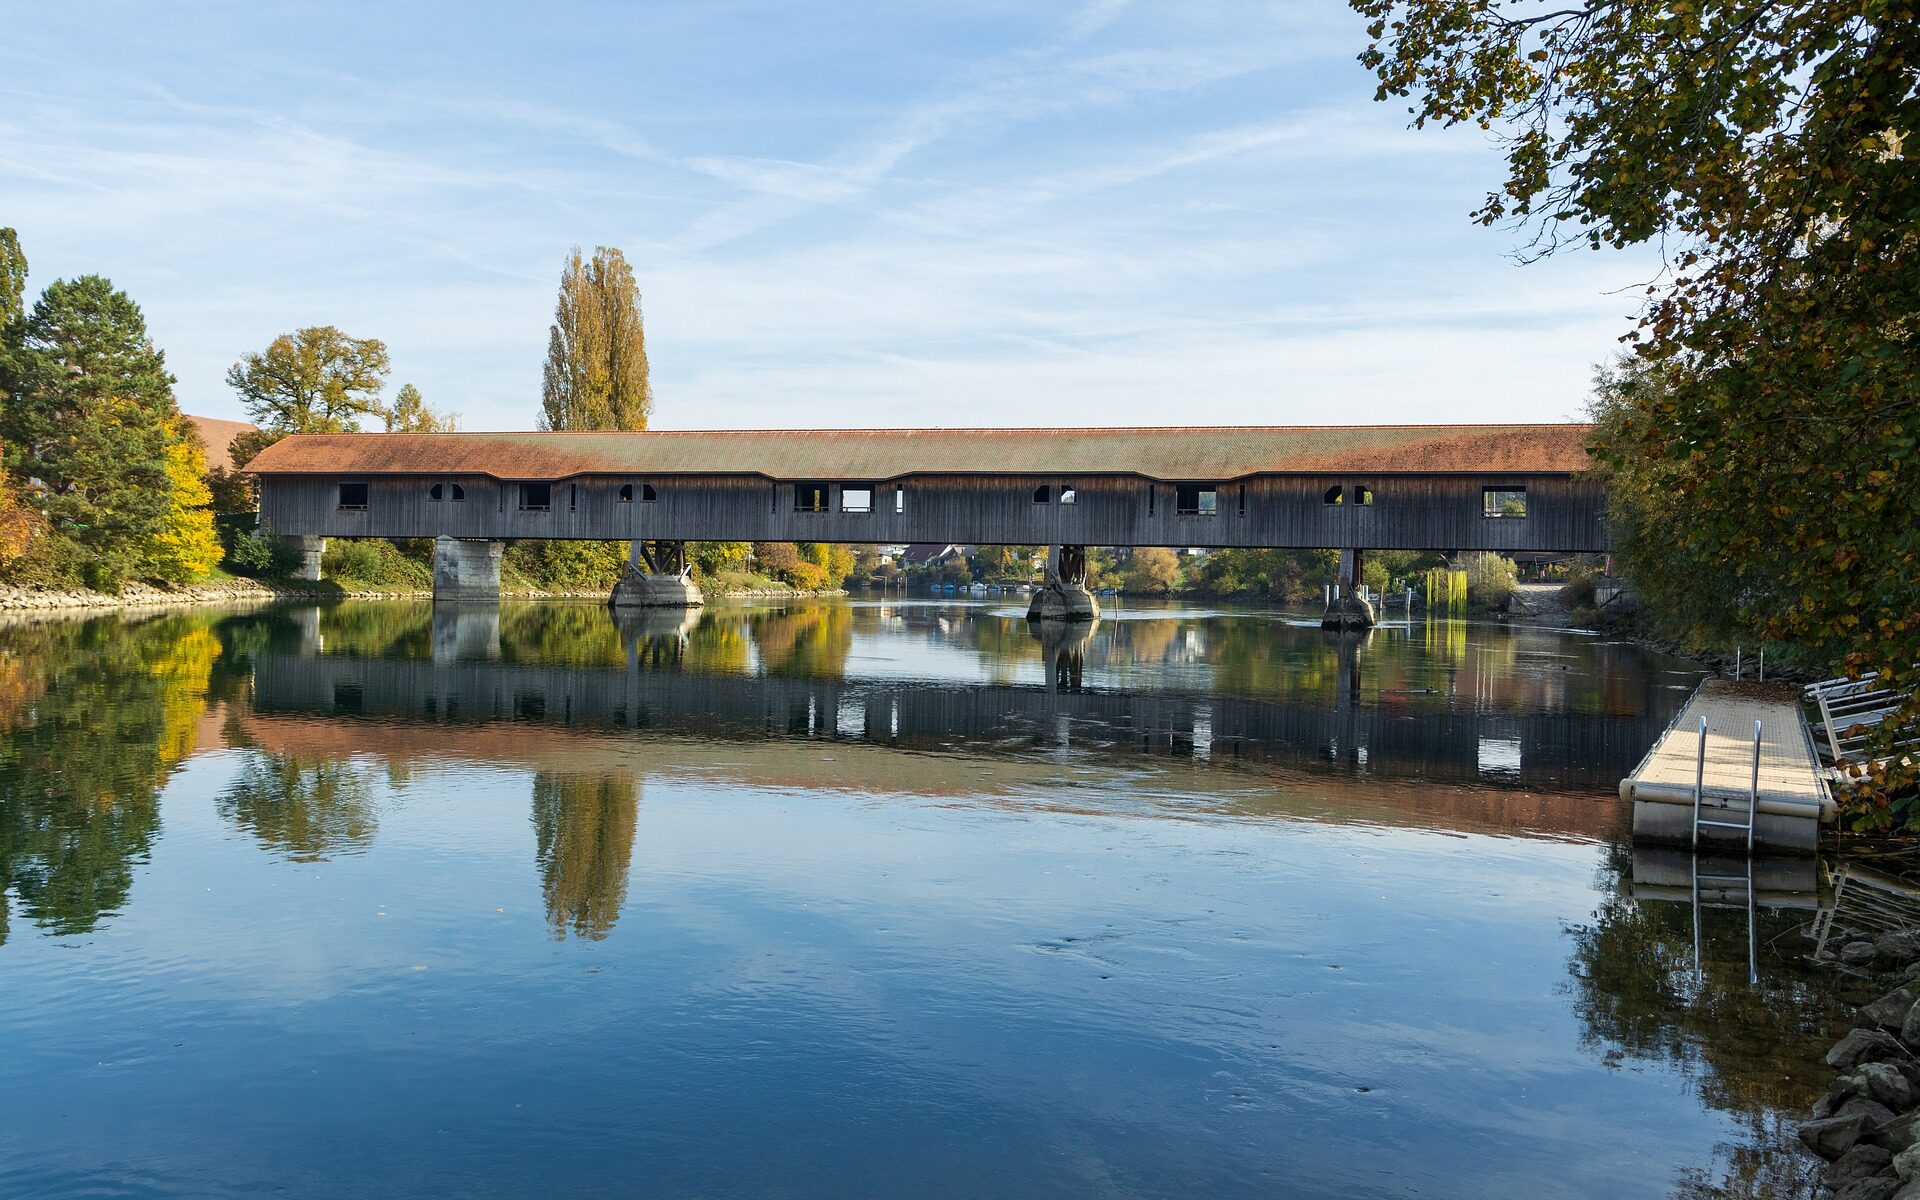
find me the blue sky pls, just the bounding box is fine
[2,2,1650,431]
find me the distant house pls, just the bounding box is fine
[899,543,965,568]
[184,414,257,472]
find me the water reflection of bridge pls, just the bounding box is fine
[252,607,1673,798]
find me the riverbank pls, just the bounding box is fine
[1799,931,1920,1199]
[0,580,847,615]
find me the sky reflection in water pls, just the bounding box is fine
[0,599,1863,1199]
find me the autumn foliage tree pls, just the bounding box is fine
[541,246,652,432]
[227,325,391,437]
[1353,0,1920,811]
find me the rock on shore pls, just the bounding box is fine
[1801,937,1920,1199]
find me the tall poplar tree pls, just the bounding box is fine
[0,228,34,570]
[541,246,652,431]
[0,228,25,331]
[0,276,183,589]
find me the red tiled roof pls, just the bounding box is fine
[246,424,1594,481]
[183,414,256,472]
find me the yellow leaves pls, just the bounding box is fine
[148,432,222,584]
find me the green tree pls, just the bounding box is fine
[1353,0,1920,805]
[0,276,184,590]
[385,382,456,433]
[226,325,390,435]
[1120,546,1181,595]
[0,227,25,332]
[541,246,652,432]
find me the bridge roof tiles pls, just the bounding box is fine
[246,423,1592,481]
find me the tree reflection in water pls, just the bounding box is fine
[1565,842,1867,1200]
[0,614,220,943]
[215,752,379,862]
[531,772,638,941]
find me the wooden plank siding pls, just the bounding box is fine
[260,470,1608,552]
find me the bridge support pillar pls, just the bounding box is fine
[610,540,704,609]
[1321,548,1376,631]
[433,536,505,603]
[1028,544,1099,621]
[289,536,326,582]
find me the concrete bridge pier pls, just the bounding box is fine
[1321,548,1376,631]
[433,536,505,603]
[610,540,704,609]
[1028,544,1100,621]
[289,536,326,582]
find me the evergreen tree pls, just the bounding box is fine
[226,325,390,434]
[385,382,456,433]
[541,246,652,431]
[0,276,183,590]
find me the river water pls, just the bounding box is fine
[0,598,1864,1198]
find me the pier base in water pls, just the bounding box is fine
[1321,548,1376,630]
[1028,545,1100,622]
[610,540,704,609]
[1320,594,1376,631]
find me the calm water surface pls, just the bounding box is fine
[0,599,1862,1198]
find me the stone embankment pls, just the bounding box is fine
[1801,932,1920,1199]
[0,579,332,612]
[0,581,847,615]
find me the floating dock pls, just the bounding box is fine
[1624,678,1833,854]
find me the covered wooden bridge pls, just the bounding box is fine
[247,424,1606,620]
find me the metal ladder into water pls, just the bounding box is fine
[1683,717,1768,985]
[1690,716,1766,853]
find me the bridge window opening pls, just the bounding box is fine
[795,482,830,513]
[337,481,369,510]
[618,484,633,503]
[569,484,577,512]
[1059,485,1077,505]
[1033,485,1051,504]
[1483,486,1528,518]
[450,483,463,501]
[1323,485,1343,505]
[894,488,905,514]
[1148,485,1156,515]
[518,482,552,512]
[430,483,444,501]
[841,486,873,514]
[1176,485,1217,516]
[1238,486,1246,516]
[642,483,656,502]
[1354,485,1375,506]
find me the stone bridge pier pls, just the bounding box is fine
[433,536,505,603]
[1321,547,1376,631]
[290,536,326,582]
[610,540,704,609]
[1028,544,1099,621]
